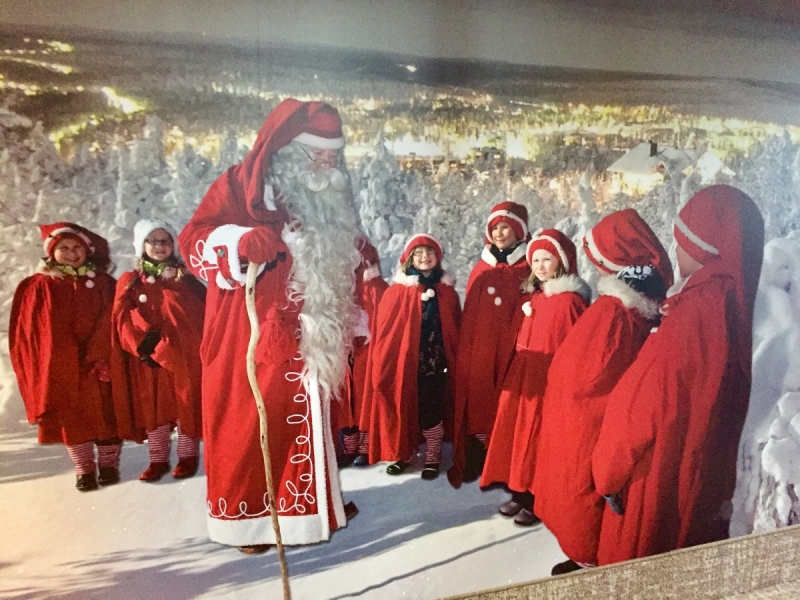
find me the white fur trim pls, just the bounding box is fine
[674,214,719,256]
[43,227,94,255]
[584,229,625,272]
[543,275,591,300]
[507,243,527,266]
[363,264,381,281]
[494,296,502,306]
[481,245,497,267]
[393,269,420,287]
[522,301,533,317]
[264,185,277,211]
[132,218,180,260]
[353,307,371,341]
[202,225,266,290]
[294,133,344,150]
[486,210,529,241]
[596,275,661,320]
[530,234,570,273]
[208,513,325,547]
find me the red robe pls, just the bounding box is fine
[533,276,658,565]
[10,268,117,445]
[480,275,589,492]
[592,271,753,564]
[363,270,462,463]
[111,269,206,442]
[334,264,389,431]
[448,244,530,487]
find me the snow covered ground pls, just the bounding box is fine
[0,368,565,600]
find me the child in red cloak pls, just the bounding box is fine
[481,229,590,526]
[532,209,672,575]
[10,222,120,492]
[363,233,461,480]
[111,219,206,482]
[592,185,764,565]
[335,237,389,468]
[448,201,531,488]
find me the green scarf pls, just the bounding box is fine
[49,261,96,277]
[139,257,178,278]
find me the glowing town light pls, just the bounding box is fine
[100,87,146,114]
[405,65,417,73]
[0,57,74,74]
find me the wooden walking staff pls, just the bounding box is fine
[245,261,292,600]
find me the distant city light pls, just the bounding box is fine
[101,87,146,114]
[405,65,417,73]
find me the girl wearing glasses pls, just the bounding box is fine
[362,233,461,480]
[111,219,206,482]
[10,222,120,492]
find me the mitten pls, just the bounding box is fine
[137,329,161,358]
[238,226,283,264]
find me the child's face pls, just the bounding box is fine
[491,222,518,251]
[144,228,175,262]
[53,237,87,268]
[530,249,559,282]
[676,244,702,279]
[412,246,438,274]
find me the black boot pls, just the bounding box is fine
[551,560,584,576]
[97,466,120,486]
[462,435,487,483]
[76,473,99,492]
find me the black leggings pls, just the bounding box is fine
[417,372,446,430]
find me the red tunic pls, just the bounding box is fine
[480,275,589,492]
[592,272,752,564]
[10,268,117,445]
[363,271,461,463]
[448,245,530,487]
[111,269,206,441]
[533,277,658,565]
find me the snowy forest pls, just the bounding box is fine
[2,24,800,598]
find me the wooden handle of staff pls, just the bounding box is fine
[245,260,291,600]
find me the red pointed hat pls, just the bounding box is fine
[399,233,443,265]
[584,208,674,289]
[526,228,577,276]
[357,236,380,267]
[39,222,111,270]
[209,99,344,223]
[486,201,529,244]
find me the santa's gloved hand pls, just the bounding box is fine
[238,226,284,264]
[137,330,161,358]
[603,493,624,516]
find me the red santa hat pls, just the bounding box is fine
[526,228,577,276]
[672,184,764,373]
[39,222,111,271]
[399,233,443,265]
[584,208,674,289]
[486,201,529,244]
[133,218,182,261]
[209,99,345,222]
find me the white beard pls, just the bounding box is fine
[267,142,362,402]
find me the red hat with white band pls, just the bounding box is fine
[526,228,577,276]
[584,208,674,289]
[39,221,111,271]
[399,233,443,265]
[486,201,529,244]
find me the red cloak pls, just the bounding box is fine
[448,244,530,487]
[480,275,590,492]
[10,267,117,445]
[363,270,461,463]
[533,278,659,564]
[592,186,763,565]
[110,269,206,442]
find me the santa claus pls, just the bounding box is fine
[178,99,363,553]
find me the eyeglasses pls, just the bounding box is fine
[299,145,341,169]
[412,247,436,257]
[145,238,173,247]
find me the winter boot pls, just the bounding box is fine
[97,467,120,486]
[551,560,584,576]
[172,456,199,479]
[421,463,440,480]
[139,462,171,482]
[463,435,487,483]
[76,473,99,492]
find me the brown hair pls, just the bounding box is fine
[401,245,438,274]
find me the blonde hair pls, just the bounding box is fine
[402,245,438,274]
[524,263,566,289]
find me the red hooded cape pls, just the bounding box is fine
[363,270,461,463]
[178,99,350,547]
[10,232,117,446]
[448,243,530,487]
[533,208,672,565]
[592,185,764,565]
[110,268,206,442]
[480,274,590,492]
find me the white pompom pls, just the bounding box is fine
[146,275,156,284]
[427,288,436,298]
[85,280,95,288]
[421,292,428,301]
[487,286,496,295]
[494,297,502,306]
[522,301,532,317]
[86,270,96,278]
[139,294,148,303]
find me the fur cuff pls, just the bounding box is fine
[543,275,591,300]
[363,264,381,282]
[480,244,526,267]
[202,225,265,290]
[597,275,660,319]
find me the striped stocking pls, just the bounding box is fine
[96,442,121,469]
[66,442,96,475]
[358,431,370,454]
[422,421,445,464]
[342,430,360,455]
[146,423,172,463]
[176,420,199,459]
